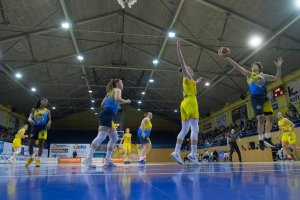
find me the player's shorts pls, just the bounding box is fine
[99,108,115,128]
[250,95,273,116]
[12,138,21,148]
[30,125,47,140]
[180,96,199,120]
[123,143,131,151]
[281,131,296,145]
[139,136,151,145]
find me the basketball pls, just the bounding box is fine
[218,47,230,57]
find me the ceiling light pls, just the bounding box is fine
[61,22,70,29]
[15,73,22,79]
[168,31,176,38]
[138,101,142,104]
[77,55,84,61]
[91,100,95,103]
[205,82,210,86]
[174,109,178,113]
[91,107,94,110]
[88,90,92,93]
[149,79,154,83]
[141,92,145,95]
[152,59,159,65]
[52,107,56,110]
[138,109,141,111]
[248,35,263,48]
[31,87,36,92]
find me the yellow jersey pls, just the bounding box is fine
[15,128,25,139]
[278,118,292,132]
[143,120,152,130]
[183,78,197,97]
[123,133,132,144]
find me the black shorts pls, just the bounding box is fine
[139,136,151,145]
[30,125,47,140]
[98,108,115,128]
[250,95,273,116]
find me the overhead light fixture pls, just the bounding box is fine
[88,90,93,93]
[168,31,176,38]
[95,112,98,115]
[138,101,142,104]
[61,22,70,29]
[52,107,56,110]
[15,72,22,79]
[248,35,263,48]
[296,0,300,7]
[91,100,95,103]
[91,107,95,110]
[77,55,84,61]
[138,109,141,111]
[141,92,145,95]
[205,82,210,87]
[149,79,154,83]
[174,109,178,113]
[31,87,37,92]
[152,59,159,65]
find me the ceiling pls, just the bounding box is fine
[1,0,300,122]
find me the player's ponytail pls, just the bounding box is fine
[106,79,121,93]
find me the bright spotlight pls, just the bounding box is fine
[168,31,176,38]
[152,59,159,65]
[205,82,210,87]
[248,35,263,48]
[77,55,84,61]
[91,107,95,110]
[15,73,22,79]
[52,107,56,110]
[31,87,37,92]
[138,109,141,111]
[91,100,95,103]
[138,101,142,104]
[149,79,154,83]
[61,22,70,29]
[141,92,146,95]
[88,90,93,93]
[174,109,178,113]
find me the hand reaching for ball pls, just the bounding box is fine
[218,47,230,58]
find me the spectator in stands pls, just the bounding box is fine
[227,129,242,162]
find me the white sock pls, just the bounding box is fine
[191,145,197,154]
[265,132,271,138]
[258,134,264,140]
[87,148,96,159]
[175,144,182,153]
[106,151,112,160]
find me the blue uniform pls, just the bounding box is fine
[99,91,120,128]
[248,72,273,116]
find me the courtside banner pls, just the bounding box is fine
[58,157,81,164]
[287,79,300,104]
[50,144,90,158]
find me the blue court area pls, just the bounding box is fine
[1,162,300,200]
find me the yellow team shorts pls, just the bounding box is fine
[38,129,47,140]
[12,138,22,148]
[281,131,296,145]
[180,97,199,120]
[123,143,131,151]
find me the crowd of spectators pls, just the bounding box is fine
[0,125,16,143]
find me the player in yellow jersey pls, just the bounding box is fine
[8,125,28,164]
[171,39,203,165]
[26,98,52,167]
[276,112,297,160]
[120,128,132,164]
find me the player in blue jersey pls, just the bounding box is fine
[218,47,282,150]
[83,79,131,168]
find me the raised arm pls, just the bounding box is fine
[264,57,283,82]
[28,109,34,126]
[114,88,131,104]
[177,40,192,79]
[224,57,251,77]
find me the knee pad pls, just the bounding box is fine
[92,131,108,146]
